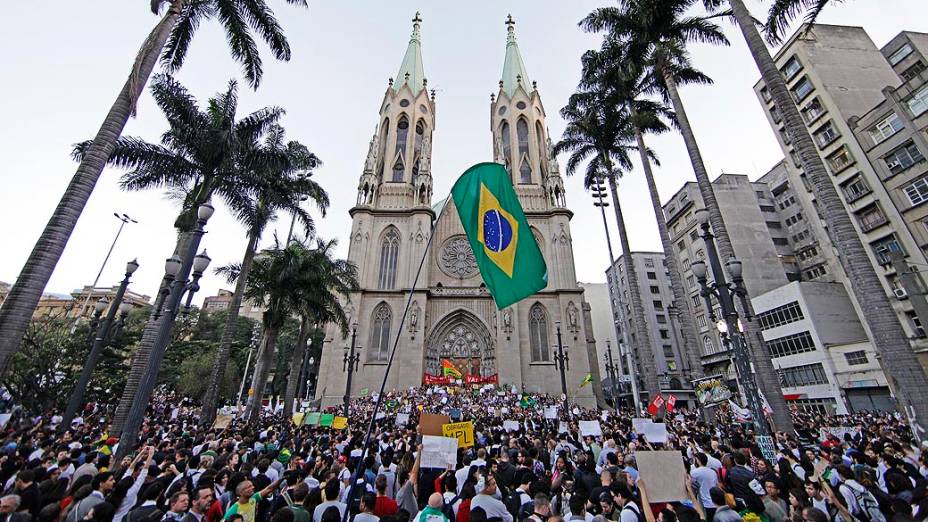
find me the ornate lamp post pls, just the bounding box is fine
[553,321,569,411]
[181,250,212,316]
[63,258,139,428]
[690,207,774,458]
[342,322,360,417]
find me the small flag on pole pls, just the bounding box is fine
[579,373,593,388]
[666,394,677,413]
[441,359,463,379]
[519,393,537,409]
[451,163,548,309]
[647,393,665,416]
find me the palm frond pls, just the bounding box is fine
[765,0,837,45]
[216,0,263,88]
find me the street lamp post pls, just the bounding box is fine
[304,356,316,401]
[343,323,360,418]
[63,259,140,428]
[604,340,621,412]
[86,298,109,345]
[553,321,569,411]
[72,213,138,329]
[116,202,214,460]
[592,176,643,415]
[237,323,263,412]
[690,207,774,458]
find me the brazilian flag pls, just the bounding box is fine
[451,163,547,309]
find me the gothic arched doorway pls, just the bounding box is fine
[424,310,496,378]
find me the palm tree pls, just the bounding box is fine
[0,0,308,376]
[200,125,327,427]
[582,0,794,430]
[554,82,662,401]
[765,0,837,44]
[74,75,292,446]
[720,0,928,434]
[582,44,708,394]
[281,238,358,415]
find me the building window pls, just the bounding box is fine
[791,77,814,103]
[909,85,928,117]
[789,397,837,415]
[827,146,853,173]
[378,228,400,289]
[663,344,675,357]
[804,265,827,279]
[884,141,925,175]
[857,204,888,232]
[889,43,913,66]
[766,331,816,357]
[696,315,707,328]
[796,246,818,261]
[844,350,868,366]
[871,234,905,265]
[869,113,904,144]
[689,230,699,241]
[761,86,772,102]
[907,311,926,338]
[771,105,783,124]
[842,175,871,203]
[757,301,805,330]
[782,56,803,80]
[529,303,550,362]
[500,122,511,172]
[656,314,667,324]
[660,330,669,340]
[517,119,531,183]
[813,121,840,148]
[653,300,664,310]
[644,257,654,268]
[902,61,927,83]
[781,362,828,387]
[801,97,825,124]
[677,240,687,253]
[702,336,716,355]
[647,271,657,280]
[650,285,660,294]
[767,221,783,229]
[691,295,701,308]
[904,177,928,206]
[368,303,392,362]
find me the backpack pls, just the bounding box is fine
[622,502,646,522]
[841,484,887,522]
[506,491,532,522]
[441,494,460,521]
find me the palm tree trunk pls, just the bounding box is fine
[200,228,260,427]
[283,316,311,415]
[629,106,705,385]
[0,4,182,377]
[661,68,793,431]
[729,0,928,435]
[111,230,192,435]
[247,324,280,423]
[604,169,660,399]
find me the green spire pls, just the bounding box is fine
[394,12,426,95]
[501,14,533,98]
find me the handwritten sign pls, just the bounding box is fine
[636,451,686,502]
[320,413,335,427]
[442,421,475,448]
[212,414,233,430]
[333,416,348,430]
[421,435,458,469]
[503,420,520,432]
[395,413,410,427]
[579,420,602,437]
[544,407,558,420]
[304,412,321,426]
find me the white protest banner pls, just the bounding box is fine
[395,413,410,427]
[503,420,521,432]
[558,421,569,434]
[819,426,861,441]
[636,451,687,502]
[642,422,668,444]
[375,412,386,420]
[632,418,652,434]
[544,407,558,420]
[579,420,602,437]
[421,435,458,469]
[601,411,609,421]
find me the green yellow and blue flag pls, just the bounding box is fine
[451,163,547,309]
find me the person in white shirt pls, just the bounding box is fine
[470,475,512,522]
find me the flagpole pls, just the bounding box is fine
[340,194,451,522]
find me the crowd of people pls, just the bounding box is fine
[0,386,924,522]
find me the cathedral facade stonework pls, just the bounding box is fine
[315,15,602,407]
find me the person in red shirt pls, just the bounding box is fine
[373,474,398,518]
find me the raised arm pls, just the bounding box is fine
[637,478,657,522]
[684,473,706,521]
[260,476,283,499]
[410,444,423,487]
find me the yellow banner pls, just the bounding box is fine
[333,416,348,430]
[442,421,475,448]
[292,412,305,426]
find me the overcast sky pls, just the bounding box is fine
[1,1,924,304]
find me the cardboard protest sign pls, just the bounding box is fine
[632,418,651,434]
[579,420,602,437]
[635,451,687,503]
[421,435,458,469]
[292,412,305,426]
[396,413,410,427]
[333,416,348,430]
[558,421,569,434]
[212,414,233,430]
[544,407,558,420]
[503,420,520,432]
[304,412,321,426]
[420,413,451,436]
[320,413,335,427]
[442,421,475,448]
[642,422,668,444]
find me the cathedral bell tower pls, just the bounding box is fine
[358,12,436,210]
[490,15,566,213]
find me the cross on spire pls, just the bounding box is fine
[413,11,422,25]
[505,14,515,29]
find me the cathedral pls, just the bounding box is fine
[314,14,602,407]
